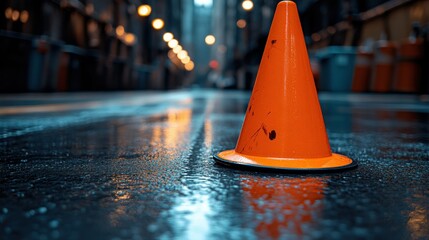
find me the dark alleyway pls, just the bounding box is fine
[1,90,428,239]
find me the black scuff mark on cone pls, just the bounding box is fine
[238,111,273,152]
[267,39,277,59]
[262,125,268,136]
[269,130,276,140]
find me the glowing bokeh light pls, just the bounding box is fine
[173,45,182,54]
[209,60,219,69]
[185,61,195,71]
[116,25,125,36]
[242,0,254,11]
[5,8,12,19]
[181,56,191,64]
[137,5,152,17]
[177,50,188,60]
[124,33,136,45]
[168,39,179,48]
[152,18,164,30]
[236,19,246,28]
[168,50,176,59]
[11,10,19,21]
[163,32,174,42]
[194,0,213,7]
[205,35,216,45]
[20,10,29,23]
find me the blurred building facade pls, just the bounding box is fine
[207,0,429,93]
[296,0,429,48]
[1,0,428,93]
[296,0,429,93]
[0,0,196,92]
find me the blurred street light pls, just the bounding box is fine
[163,32,174,42]
[11,10,19,21]
[181,56,191,64]
[209,60,219,69]
[185,61,195,71]
[20,10,29,23]
[5,8,12,19]
[168,39,179,48]
[168,50,176,59]
[116,25,125,37]
[177,50,188,60]
[242,0,254,11]
[236,19,246,28]
[152,18,164,30]
[194,0,213,7]
[205,35,216,45]
[173,45,182,54]
[124,33,136,45]
[137,4,152,17]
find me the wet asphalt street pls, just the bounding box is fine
[1,90,429,240]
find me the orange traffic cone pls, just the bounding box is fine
[214,1,357,171]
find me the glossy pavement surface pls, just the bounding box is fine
[1,90,428,240]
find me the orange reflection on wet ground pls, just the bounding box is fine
[241,177,327,238]
[407,194,429,239]
[164,108,193,149]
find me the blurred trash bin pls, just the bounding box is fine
[28,37,47,91]
[59,45,85,91]
[317,46,357,92]
[28,36,62,92]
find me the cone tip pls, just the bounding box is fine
[278,0,296,7]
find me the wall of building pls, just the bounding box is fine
[300,0,429,49]
[360,0,429,44]
[0,0,192,92]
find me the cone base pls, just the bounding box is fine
[214,150,357,172]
